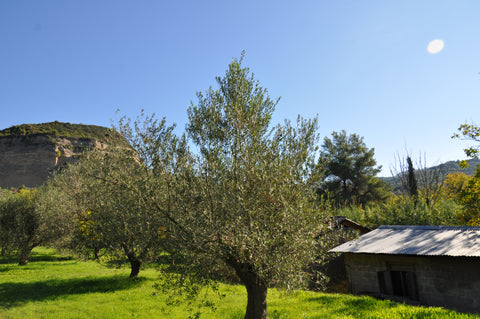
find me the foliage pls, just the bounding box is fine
[452,122,480,159]
[452,122,480,224]
[317,130,389,206]
[0,121,120,143]
[0,185,74,265]
[0,188,41,264]
[406,156,418,203]
[0,189,15,256]
[52,138,170,277]
[382,159,480,192]
[443,172,471,200]
[310,224,360,292]
[388,154,445,206]
[74,209,103,260]
[456,166,480,225]
[337,195,460,229]
[180,54,324,319]
[0,247,476,319]
[153,266,225,318]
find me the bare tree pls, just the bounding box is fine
[390,153,443,205]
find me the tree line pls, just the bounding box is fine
[1,54,479,319]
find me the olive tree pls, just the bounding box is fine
[0,184,74,265]
[0,189,14,256]
[141,56,323,319]
[53,122,178,278]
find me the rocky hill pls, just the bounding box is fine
[0,122,117,189]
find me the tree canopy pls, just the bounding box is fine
[453,122,480,224]
[51,115,179,277]
[179,56,322,318]
[0,185,73,265]
[317,130,388,206]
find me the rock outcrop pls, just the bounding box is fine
[0,135,107,188]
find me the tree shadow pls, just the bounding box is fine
[0,254,18,265]
[0,275,146,308]
[28,254,75,263]
[0,251,74,265]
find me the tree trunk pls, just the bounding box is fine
[18,246,33,265]
[125,251,142,278]
[230,260,268,319]
[93,247,100,260]
[244,276,268,319]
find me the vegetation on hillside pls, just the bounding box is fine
[0,121,116,142]
[381,159,480,193]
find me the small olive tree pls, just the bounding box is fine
[53,122,176,278]
[0,189,14,256]
[0,184,74,265]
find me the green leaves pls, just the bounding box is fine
[0,185,74,265]
[318,130,387,206]
[453,123,480,159]
[186,55,278,159]
[179,55,325,297]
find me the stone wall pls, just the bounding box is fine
[344,253,480,313]
[0,135,107,188]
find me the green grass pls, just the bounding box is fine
[0,247,478,318]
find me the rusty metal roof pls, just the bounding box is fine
[330,225,480,257]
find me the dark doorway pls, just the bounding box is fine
[390,270,418,300]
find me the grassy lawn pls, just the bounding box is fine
[0,247,478,318]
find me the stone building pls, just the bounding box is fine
[330,225,480,313]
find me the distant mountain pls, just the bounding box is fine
[380,159,480,192]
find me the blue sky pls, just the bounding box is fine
[2,1,480,176]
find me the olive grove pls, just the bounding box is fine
[54,55,327,319]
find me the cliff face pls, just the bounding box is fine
[0,135,107,189]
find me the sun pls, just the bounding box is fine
[427,39,444,54]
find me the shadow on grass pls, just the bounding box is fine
[0,275,146,308]
[0,256,17,265]
[28,254,75,263]
[0,251,74,265]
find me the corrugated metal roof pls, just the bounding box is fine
[329,225,480,257]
